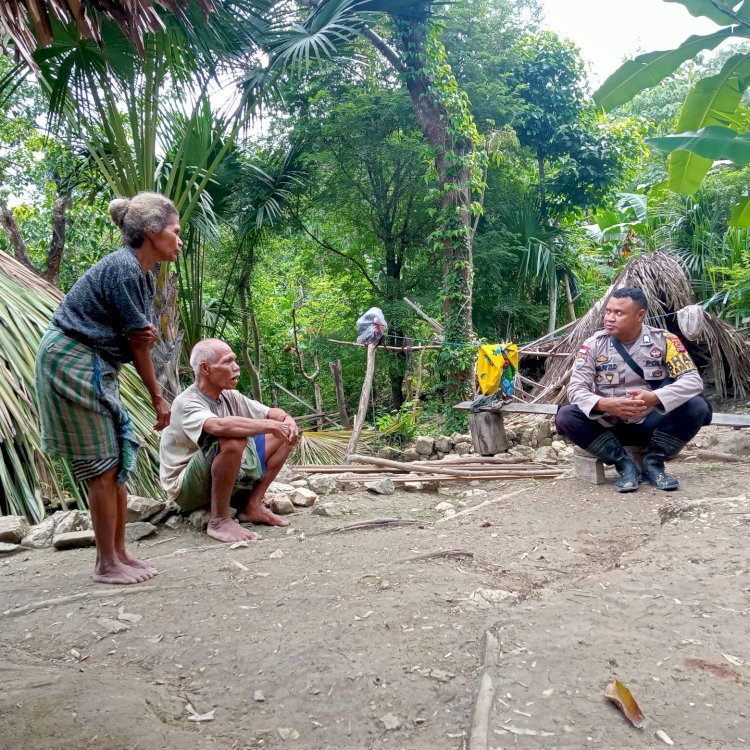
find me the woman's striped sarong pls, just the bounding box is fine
[35,326,140,485]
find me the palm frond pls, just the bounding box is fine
[291,429,379,465]
[0,251,164,520]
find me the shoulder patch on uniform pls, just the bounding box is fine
[665,332,687,353]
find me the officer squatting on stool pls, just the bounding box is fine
[555,287,711,493]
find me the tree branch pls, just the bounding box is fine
[0,197,38,274]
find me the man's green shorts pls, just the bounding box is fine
[175,435,266,512]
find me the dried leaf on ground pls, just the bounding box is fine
[605,680,645,728]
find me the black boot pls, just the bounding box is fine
[586,432,640,493]
[641,430,685,491]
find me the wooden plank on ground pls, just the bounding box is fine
[454,401,558,414]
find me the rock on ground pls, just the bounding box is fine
[453,442,472,456]
[365,478,395,495]
[189,509,211,530]
[289,487,317,507]
[311,502,343,517]
[377,446,401,460]
[53,530,96,550]
[401,448,420,462]
[307,474,338,495]
[126,495,165,522]
[414,436,435,456]
[125,522,157,542]
[0,542,22,555]
[0,516,30,544]
[270,495,295,515]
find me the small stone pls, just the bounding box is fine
[290,479,309,488]
[434,502,454,512]
[269,549,284,559]
[189,509,211,530]
[53,530,96,550]
[434,435,452,454]
[450,432,471,446]
[380,713,401,731]
[414,436,435,456]
[164,515,182,529]
[453,442,472,455]
[289,487,318,507]
[532,446,558,464]
[312,502,341,517]
[96,617,129,634]
[254,690,266,702]
[53,510,81,536]
[307,474,338,495]
[457,488,487,499]
[275,464,295,483]
[126,495,165,522]
[403,474,425,492]
[378,446,401,460]
[125,522,157,541]
[270,495,295,515]
[277,728,299,741]
[509,445,535,458]
[365,478,395,495]
[21,516,56,548]
[269,481,296,494]
[401,447,420,462]
[0,515,30,544]
[0,542,22,555]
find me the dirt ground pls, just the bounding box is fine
[2,430,750,750]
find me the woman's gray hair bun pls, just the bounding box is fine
[107,192,178,248]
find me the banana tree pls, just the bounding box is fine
[594,0,750,225]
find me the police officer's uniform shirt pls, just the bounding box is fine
[568,323,704,424]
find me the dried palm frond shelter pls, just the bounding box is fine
[0,251,163,521]
[0,0,215,67]
[531,252,750,404]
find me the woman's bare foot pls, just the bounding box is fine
[239,504,289,527]
[207,515,262,543]
[93,560,142,585]
[118,554,158,579]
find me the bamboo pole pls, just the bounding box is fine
[344,344,377,463]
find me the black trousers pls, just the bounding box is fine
[555,396,710,451]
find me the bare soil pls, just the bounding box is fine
[2,436,750,750]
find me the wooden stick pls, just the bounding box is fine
[401,549,474,563]
[336,473,561,482]
[312,517,421,535]
[328,339,441,352]
[349,453,480,477]
[403,296,444,335]
[696,450,747,463]
[3,585,161,617]
[273,381,340,428]
[344,344,377,462]
[436,487,530,523]
[469,672,495,750]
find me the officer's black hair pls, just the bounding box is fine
[611,287,648,311]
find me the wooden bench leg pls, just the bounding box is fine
[573,447,606,485]
[469,411,508,456]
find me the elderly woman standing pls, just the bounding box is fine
[35,192,181,585]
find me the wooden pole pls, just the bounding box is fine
[344,344,377,463]
[329,360,352,429]
[563,273,577,322]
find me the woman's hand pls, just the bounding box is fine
[152,394,171,431]
[126,324,159,351]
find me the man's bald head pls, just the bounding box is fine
[189,339,232,377]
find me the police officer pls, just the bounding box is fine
[555,287,710,492]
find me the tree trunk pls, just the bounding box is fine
[152,262,183,400]
[563,273,576,322]
[239,280,263,401]
[394,18,475,402]
[329,360,351,429]
[548,273,558,335]
[45,194,72,287]
[345,343,377,462]
[0,198,36,273]
[537,147,547,220]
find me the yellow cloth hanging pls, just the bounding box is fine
[476,343,519,397]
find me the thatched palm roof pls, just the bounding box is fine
[0,0,215,66]
[0,250,163,520]
[532,251,750,404]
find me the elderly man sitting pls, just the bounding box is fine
[160,339,299,543]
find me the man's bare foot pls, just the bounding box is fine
[239,504,289,527]
[207,515,262,543]
[93,560,142,585]
[118,553,158,578]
